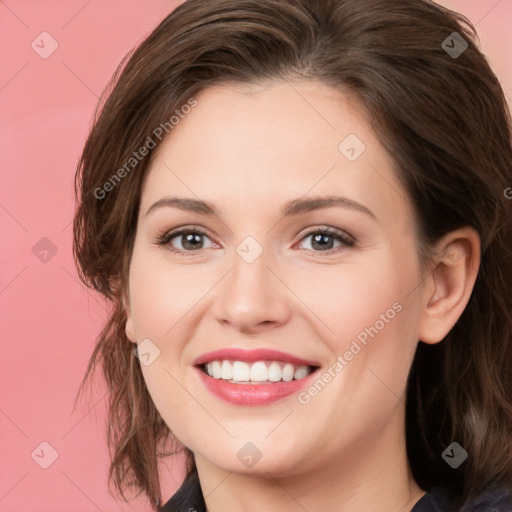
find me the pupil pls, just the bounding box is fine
[183,233,202,250]
[312,233,333,250]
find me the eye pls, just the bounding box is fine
[156,228,217,254]
[156,226,354,256]
[296,227,355,253]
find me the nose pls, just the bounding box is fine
[212,251,292,334]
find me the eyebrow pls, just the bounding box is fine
[145,195,376,219]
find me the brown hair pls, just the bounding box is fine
[73,0,512,509]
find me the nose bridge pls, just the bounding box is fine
[213,241,291,331]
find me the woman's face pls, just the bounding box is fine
[125,80,427,477]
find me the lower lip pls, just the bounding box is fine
[195,367,317,406]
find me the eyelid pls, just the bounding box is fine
[295,226,355,246]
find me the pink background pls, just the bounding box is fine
[1,1,510,510]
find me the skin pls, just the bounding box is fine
[124,80,480,512]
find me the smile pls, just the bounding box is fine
[193,348,321,405]
[202,360,313,383]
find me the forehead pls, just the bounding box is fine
[140,80,410,223]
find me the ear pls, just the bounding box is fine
[418,227,480,344]
[122,289,137,344]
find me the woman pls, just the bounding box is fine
[73,0,512,511]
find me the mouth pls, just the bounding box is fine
[199,360,317,384]
[193,348,321,405]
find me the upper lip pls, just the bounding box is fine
[193,348,320,367]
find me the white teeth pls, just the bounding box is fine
[268,361,282,382]
[250,361,268,382]
[203,360,313,383]
[294,365,309,380]
[221,360,232,380]
[282,363,295,382]
[212,361,221,379]
[232,361,250,382]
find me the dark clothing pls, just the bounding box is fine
[411,484,512,512]
[159,474,512,512]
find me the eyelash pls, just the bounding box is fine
[155,226,355,256]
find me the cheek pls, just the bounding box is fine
[290,277,420,454]
[126,247,222,435]
[293,252,421,400]
[290,257,415,347]
[127,250,205,444]
[127,245,216,341]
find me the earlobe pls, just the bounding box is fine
[123,295,138,344]
[418,227,480,344]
